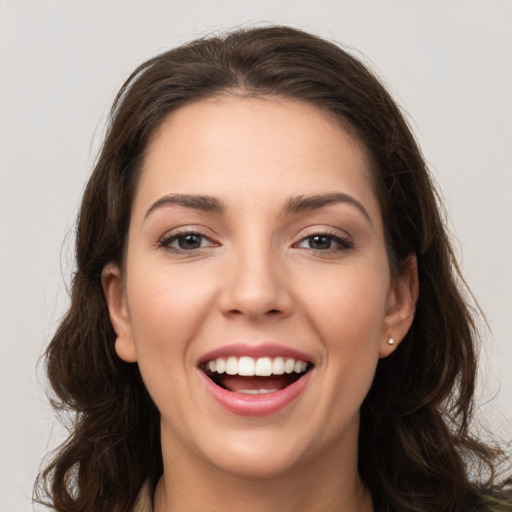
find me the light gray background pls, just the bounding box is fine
[1,1,511,510]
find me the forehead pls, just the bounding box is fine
[135,95,379,218]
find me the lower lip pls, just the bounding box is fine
[198,369,313,417]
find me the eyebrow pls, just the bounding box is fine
[144,192,371,224]
[145,194,225,219]
[283,193,372,223]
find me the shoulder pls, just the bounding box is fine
[484,495,512,511]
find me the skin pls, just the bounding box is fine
[103,95,418,512]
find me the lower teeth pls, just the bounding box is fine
[237,388,279,395]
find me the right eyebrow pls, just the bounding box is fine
[144,194,225,220]
[283,192,372,224]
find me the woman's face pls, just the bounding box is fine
[104,95,416,480]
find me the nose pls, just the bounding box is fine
[218,246,293,321]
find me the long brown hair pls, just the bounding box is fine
[36,26,508,512]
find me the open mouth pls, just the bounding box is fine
[200,356,313,394]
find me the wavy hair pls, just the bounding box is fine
[36,26,508,512]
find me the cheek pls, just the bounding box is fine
[308,285,385,383]
[123,262,221,432]
[296,258,388,398]
[298,260,389,346]
[283,262,388,450]
[125,262,217,370]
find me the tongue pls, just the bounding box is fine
[220,375,290,393]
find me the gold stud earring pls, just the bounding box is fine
[387,335,395,346]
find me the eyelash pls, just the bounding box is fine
[157,229,354,255]
[294,231,354,253]
[158,230,217,254]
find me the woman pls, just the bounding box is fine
[36,26,510,511]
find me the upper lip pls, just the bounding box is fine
[197,343,314,366]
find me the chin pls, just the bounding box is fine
[188,416,338,482]
[206,442,309,481]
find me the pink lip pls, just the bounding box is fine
[198,367,313,417]
[197,343,314,416]
[198,343,313,365]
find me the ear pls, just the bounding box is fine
[101,263,137,363]
[379,254,419,358]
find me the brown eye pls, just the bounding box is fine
[160,232,217,252]
[307,235,332,250]
[296,233,354,252]
[176,234,202,250]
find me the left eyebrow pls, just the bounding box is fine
[283,193,372,224]
[144,193,225,220]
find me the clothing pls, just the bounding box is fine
[485,495,512,511]
[131,482,511,512]
[132,480,153,512]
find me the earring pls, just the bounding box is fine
[387,335,395,346]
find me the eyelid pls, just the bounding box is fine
[292,226,354,252]
[293,225,352,242]
[157,226,220,253]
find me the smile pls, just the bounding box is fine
[198,345,314,416]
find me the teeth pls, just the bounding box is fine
[294,360,307,373]
[238,356,255,376]
[238,388,278,394]
[255,357,272,376]
[272,357,284,375]
[204,356,310,377]
[226,356,238,375]
[216,358,226,374]
[284,358,295,374]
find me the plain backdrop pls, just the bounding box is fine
[1,1,511,510]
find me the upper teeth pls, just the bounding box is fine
[205,356,308,377]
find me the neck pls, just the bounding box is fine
[153,430,373,512]
[154,470,372,512]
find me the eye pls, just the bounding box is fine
[295,233,353,252]
[159,231,217,252]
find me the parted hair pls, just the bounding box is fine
[36,26,508,512]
